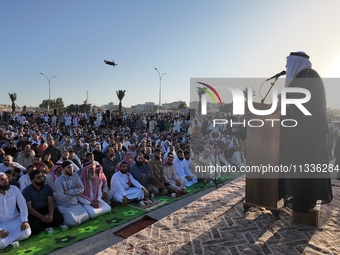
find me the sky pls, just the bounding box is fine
[1,1,340,109]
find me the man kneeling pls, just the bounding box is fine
[79,162,111,218]
[111,161,149,206]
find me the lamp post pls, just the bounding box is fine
[40,73,56,113]
[154,68,165,114]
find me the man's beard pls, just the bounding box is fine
[178,157,183,161]
[88,172,95,179]
[65,170,74,176]
[155,155,161,160]
[167,162,173,166]
[136,161,144,167]
[35,181,45,186]
[0,184,10,191]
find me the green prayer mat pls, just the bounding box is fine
[0,174,240,255]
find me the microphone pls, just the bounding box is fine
[265,70,286,81]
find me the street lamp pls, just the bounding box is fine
[154,68,165,114]
[40,73,56,113]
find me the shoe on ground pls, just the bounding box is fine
[144,199,153,205]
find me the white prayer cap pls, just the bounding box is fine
[0,172,5,177]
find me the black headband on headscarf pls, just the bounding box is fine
[290,52,310,59]
[61,160,72,168]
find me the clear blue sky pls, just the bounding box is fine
[1,1,340,109]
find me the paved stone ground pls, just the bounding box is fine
[98,177,340,255]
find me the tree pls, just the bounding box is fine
[219,102,233,114]
[23,105,27,112]
[196,87,206,115]
[8,92,17,114]
[81,99,91,113]
[116,90,126,114]
[39,97,65,113]
[178,102,187,109]
[243,88,256,101]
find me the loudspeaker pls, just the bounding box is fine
[54,109,57,115]
[189,109,195,120]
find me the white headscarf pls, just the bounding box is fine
[285,51,312,87]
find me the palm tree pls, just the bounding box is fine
[8,92,17,114]
[243,88,256,101]
[197,87,206,115]
[116,90,126,114]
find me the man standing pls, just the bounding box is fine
[54,161,89,226]
[0,172,31,249]
[279,51,333,213]
[22,170,64,234]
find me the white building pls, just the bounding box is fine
[131,102,156,113]
[162,100,186,110]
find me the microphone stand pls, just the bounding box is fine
[261,76,279,104]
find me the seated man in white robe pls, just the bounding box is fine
[0,172,31,249]
[78,162,111,218]
[173,150,197,187]
[111,161,149,206]
[231,146,246,169]
[18,165,36,192]
[54,161,89,226]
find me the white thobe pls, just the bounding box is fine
[78,180,111,219]
[0,186,31,249]
[111,171,144,203]
[231,151,246,169]
[173,158,197,187]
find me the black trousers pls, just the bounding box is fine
[28,207,64,234]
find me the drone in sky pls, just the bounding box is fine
[104,59,118,67]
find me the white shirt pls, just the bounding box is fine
[231,151,246,169]
[0,163,26,175]
[111,171,142,197]
[18,174,31,192]
[173,157,191,177]
[0,186,28,228]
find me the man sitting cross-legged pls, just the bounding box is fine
[0,172,31,249]
[22,170,64,234]
[162,153,186,196]
[78,162,111,219]
[147,149,168,196]
[54,161,89,226]
[130,153,158,200]
[111,161,149,206]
